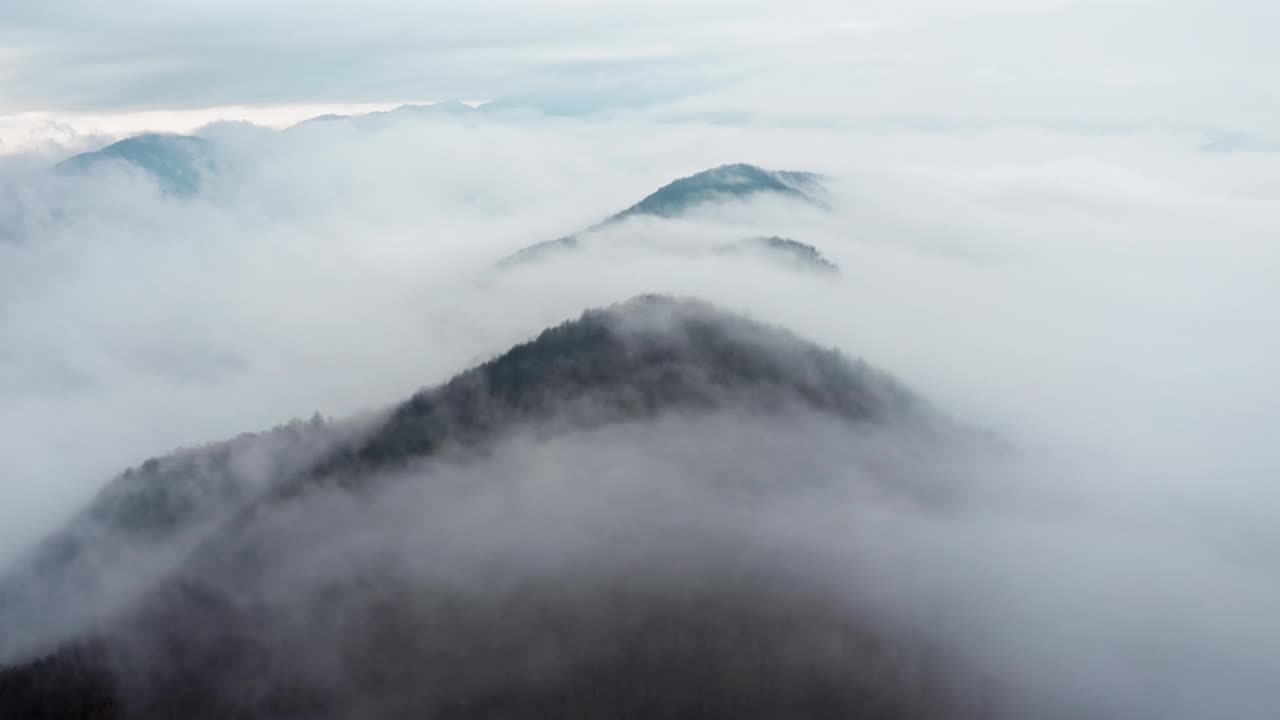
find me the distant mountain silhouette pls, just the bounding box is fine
[498,164,830,268]
[56,134,216,195]
[496,234,582,265]
[288,101,478,131]
[713,236,840,273]
[390,100,478,116]
[610,164,825,221]
[1199,132,1280,154]
[0,295,980,720]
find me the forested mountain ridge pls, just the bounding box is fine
[0,295,981,720]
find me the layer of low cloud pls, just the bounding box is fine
[78,412,1277,718]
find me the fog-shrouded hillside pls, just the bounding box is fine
[609,164,826,221]
[0,295,992,720]
[45,101,479,202]
[713,236,841,273]
[38,134,841,279]
[55,134,217,195]
[0,413,374,671]
[497,164,833,267]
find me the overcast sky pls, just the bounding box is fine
[1,0,1277,139]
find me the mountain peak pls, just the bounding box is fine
[496,164,831,267]
[0,295,967,720]
[608,163,825,223]
[299,294,916,488]
[55,134,215,195]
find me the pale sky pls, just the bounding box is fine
[1,0,1277,144]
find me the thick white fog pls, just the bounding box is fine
[1,104,1278,716]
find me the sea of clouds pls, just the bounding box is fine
[0,101,1277,717]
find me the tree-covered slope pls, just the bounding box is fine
[0,295,979,720]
